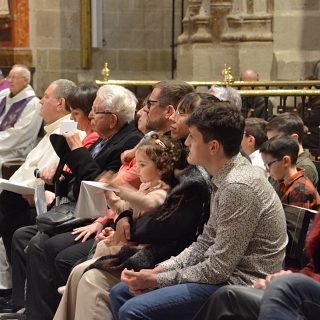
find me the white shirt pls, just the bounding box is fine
[249,149,268,178]
[10,114,72,188]
[0,85,42,163]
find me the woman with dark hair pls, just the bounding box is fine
[66,84,99,148]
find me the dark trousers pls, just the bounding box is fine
[44,232,95,288]
[0,190,36,262]
[11,225,94,320]
[192,285,263,320]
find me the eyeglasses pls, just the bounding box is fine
[91,106,113,116]
[146,99,159,109]
[243,132,251,137]
[264,158,282,171]
[171,110,189,122]
[6,76,26,82]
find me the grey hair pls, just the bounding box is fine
[208,85,242,111]
[51,79,77,100]
[97,85,137,125]
[12,64,31,84]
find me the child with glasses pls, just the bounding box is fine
[260,132,320,210]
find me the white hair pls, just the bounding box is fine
[12,64,31,84]
[208,85,242,111]
[97,85,137,125]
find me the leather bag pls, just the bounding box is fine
[36,202,92,235]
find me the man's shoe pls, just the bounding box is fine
[0,300,24,313]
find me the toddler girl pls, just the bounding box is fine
[94,132,181,257]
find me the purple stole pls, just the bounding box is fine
[0,96,35,131]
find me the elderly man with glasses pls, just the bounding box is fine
[0,64,42,178]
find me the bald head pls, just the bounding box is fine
[241,70,258,81]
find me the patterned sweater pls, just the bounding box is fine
[157,153,287,288]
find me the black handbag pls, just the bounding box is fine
[36,202,92,235]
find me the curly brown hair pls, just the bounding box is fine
[137,133,182,180]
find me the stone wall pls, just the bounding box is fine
[29,0,184,96]
[26,0,320,96]
[177,0,320,81]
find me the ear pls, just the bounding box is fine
[109,114,118,129]
[209,140,220,156]
[247,135,255,147]
[164,105,175,119]
[57,97,65,111]
[291,133,299,141]
[158,168,166,176]
[23,77,29,86]
[283,155,291,167]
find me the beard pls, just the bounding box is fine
[146,117,167,132]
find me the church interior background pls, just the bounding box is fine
[0,0,319,97]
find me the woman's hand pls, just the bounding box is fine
[95,227,115,243]
[72,221,104,242]
[114,217,131,244]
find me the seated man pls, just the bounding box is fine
[0,64,43,177]
[193,205,320,320]
[110,99,287,320]
[241,117,268,177]
[240,69,273,120]
[0,79,77,261]
[0,78,76,309]
[266,112,318,192]
[10,84,142,320]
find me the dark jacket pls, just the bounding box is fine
[298,96,320,149]
[58,122,142,201]
[86,165,212,272]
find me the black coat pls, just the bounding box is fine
[59,122,142,201]
[86,165,212,272]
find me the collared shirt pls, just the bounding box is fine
[10,115,83,188]
[157,153,287,288]
[269,149,319,192]
[279,168,320,210]
[249,149,268,178]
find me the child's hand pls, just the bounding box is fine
[98,170,116,184]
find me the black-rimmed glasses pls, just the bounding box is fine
[146,99,159,109]
[91,106,113,116]
[264,158,282,171]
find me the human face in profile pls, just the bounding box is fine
[169,102,190,140]
[135,148,163,188]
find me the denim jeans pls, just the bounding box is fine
[259,273,320,320]
[110,281,227,320]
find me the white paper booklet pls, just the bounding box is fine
[0,178,34,195]
[75,181,119,219]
